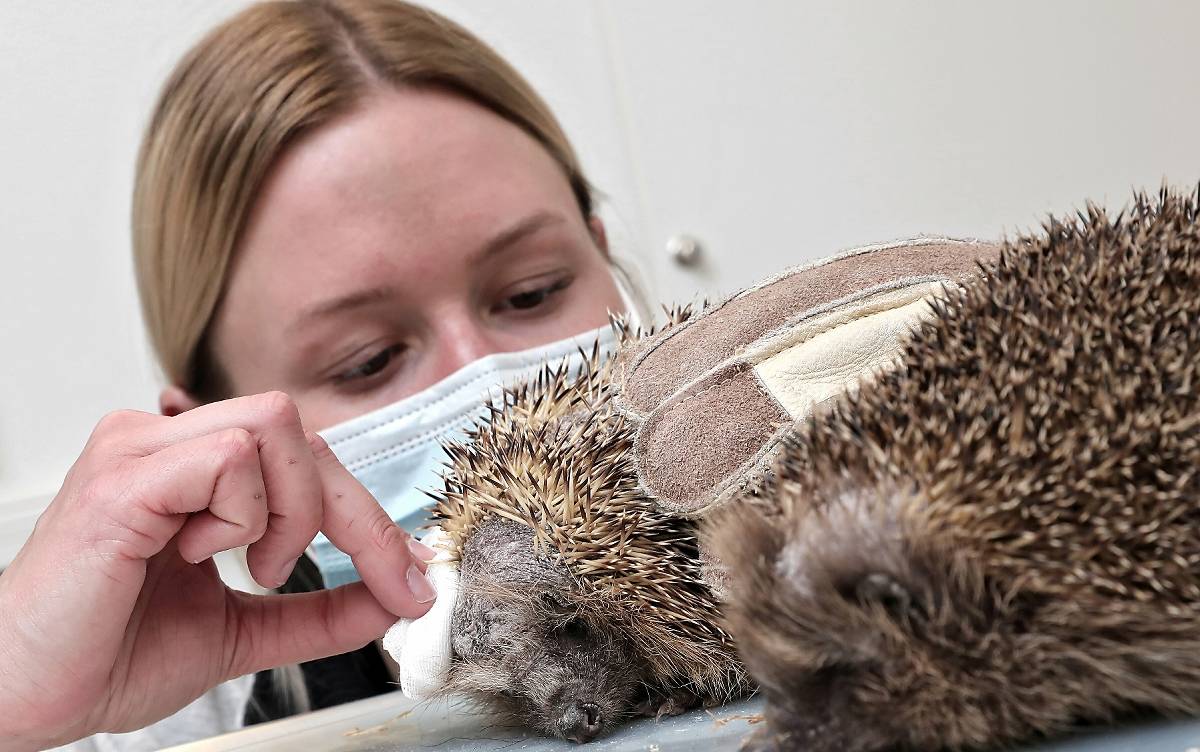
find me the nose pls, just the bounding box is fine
[561,700,603,743]
[433,315,503,376]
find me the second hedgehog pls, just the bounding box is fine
[430,317,751,743]
[712,189,1200,752]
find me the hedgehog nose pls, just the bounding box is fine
[562,700,603,743]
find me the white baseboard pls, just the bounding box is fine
[0,493,49,568]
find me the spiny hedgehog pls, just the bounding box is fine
[430,307,753,743]
[710,187,1200,752]
[422,237,998,742]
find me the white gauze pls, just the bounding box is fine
[382,527,460,699]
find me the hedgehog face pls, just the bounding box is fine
[448,517,649,742]
[432,334,752,735]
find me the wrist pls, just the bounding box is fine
[0,706,73,752]
[0,732,45,752]
[0,691,82,752]
[0,709,91,752]
[0,630,87,752]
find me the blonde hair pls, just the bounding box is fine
[133,0,596,398]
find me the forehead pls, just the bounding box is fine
[231,86,582,306]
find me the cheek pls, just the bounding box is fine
[268,390,376,433]
[564,265,626,328]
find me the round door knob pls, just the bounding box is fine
[666,233,702,266]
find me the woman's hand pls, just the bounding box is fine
[0,392,435,751]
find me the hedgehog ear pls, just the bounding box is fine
[450,572,497,658]
[540,592,573,612]
[459,517,550,583]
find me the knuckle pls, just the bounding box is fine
[217,427,257,462]
[77,469,121,510]
[90,409,145,447]
[364,511,404,555]
[256,391,300,427]
[76,470,111,510]
[96,409,141,433]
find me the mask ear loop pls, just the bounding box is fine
[609,259,652,333]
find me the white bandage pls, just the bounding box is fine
[382,527,460,699]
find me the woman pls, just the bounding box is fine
[0,1,643,749]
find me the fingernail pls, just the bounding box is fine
[276,556,301,588]
[407,564,437,604]
[407,537,438,563]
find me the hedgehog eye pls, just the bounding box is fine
[847,572,915,618]
[555,617,589,641]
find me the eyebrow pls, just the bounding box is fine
[470,209,567,263]
[292,285,394,330]
[290,211,569,330]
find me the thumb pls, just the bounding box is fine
[224,584,397,678]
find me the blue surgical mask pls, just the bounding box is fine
[309,324,620,588]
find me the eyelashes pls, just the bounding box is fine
[333,343,406,384]
[331,274,575,388]
[498,276,572,313]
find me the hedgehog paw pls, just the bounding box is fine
[634,688,700,719]
[655,688,699,720]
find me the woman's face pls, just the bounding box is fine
[192,87,624,430]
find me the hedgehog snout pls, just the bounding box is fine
[558,700,604,743]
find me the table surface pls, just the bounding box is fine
[164,692,1200,752]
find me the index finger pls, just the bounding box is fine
[306,433,435,620]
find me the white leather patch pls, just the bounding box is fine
[752,282,946,421]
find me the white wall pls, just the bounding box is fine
[3,0,1199,564]
[1,1,254,559]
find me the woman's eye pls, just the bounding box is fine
[334,344,405,383]
[503,277,571,311]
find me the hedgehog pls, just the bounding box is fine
[709,187,1200,752]
[428,307,754,743]
[409,237,1000,742]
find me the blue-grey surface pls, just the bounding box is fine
[301,696,770,752]
[168,692,1200,752]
